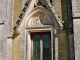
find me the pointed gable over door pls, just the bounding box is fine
[13,0,63,34]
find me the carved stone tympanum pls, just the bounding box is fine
[28,13,52,27]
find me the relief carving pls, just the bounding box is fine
[28,13,52,27]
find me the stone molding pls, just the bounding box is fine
[13,0,63,34]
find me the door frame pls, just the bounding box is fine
[26,27,54,60]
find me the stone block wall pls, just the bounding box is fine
[13,0,22,28]
[58,0,70,60]
[72,0,80,17]
[73,19,80,60]
[72,0,80,60]
[0,0,78,60]
[52,0,62,21]
[0,24,4,60]
[0,0,13,60]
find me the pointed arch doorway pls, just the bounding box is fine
[13,0,63,60]
[24,6,61,60]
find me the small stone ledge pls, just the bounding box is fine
[0,20,4,24]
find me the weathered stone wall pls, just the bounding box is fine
[0,24,4,60]
[0,0,75,60]
[58,0,70,60]
[12,0,29,60]
[12,26,26,60]
[72,0,80,17]
[72,0,80,60]
[0,0,13,60]
[73,19,80,60]
[13,0,29,29]
[12,34,22,60]
[52,0,62,21]
[13,0,22,29]
[58,31,70,60]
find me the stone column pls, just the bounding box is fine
[55,37,58,60]
[5,37,12,60]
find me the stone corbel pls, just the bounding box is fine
[12,31,20,39]
[60,21,65,29]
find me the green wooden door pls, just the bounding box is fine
[31,32,51,60]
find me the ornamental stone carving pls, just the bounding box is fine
[28,13,52,27]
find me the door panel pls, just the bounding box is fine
[43,34,51,60]
[31,32,51,60]
[33,35,40,60]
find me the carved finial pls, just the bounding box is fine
[35,0,42,6]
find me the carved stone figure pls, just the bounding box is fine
[28,13,52,27]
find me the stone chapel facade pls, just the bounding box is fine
[0,0,80,60]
